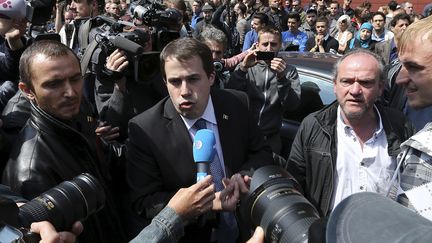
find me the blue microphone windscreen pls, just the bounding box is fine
[193,129,216,162]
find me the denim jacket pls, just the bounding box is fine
[130,206,184,243]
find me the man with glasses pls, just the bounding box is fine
[287,49,414,216]
[371,12,394,42]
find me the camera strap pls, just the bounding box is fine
[80,40,100,76]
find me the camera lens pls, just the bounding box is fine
[240,166,320,243]
[18,173,105,231]
[213,61,225,72]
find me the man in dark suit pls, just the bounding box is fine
[126,38,273,243]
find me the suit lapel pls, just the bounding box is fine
[212,90,234,175]
[163,99,194,159]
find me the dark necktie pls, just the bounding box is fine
[193,118,238,242]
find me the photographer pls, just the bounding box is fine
[227,26,300,154]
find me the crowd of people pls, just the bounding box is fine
[1,0,432,242]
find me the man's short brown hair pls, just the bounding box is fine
[19,40,79,90]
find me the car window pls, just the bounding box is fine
[284,72,336,123]
[298,73,335,105]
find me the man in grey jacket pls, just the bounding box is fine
[227,26,301,154]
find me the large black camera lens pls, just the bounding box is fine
[18,173,105,231]
[240,166,320,243]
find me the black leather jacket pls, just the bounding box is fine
[2,101,126,242]
[287,102,415,216]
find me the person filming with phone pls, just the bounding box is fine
[227,26,300,154]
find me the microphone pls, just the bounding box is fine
[193,129,216,182]
[112,36,144,55]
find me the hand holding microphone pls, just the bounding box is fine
[167,175,216,220]
[193,129,240,212]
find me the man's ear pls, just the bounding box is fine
[18,82,35,101]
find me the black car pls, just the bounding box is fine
[279,52,340,159]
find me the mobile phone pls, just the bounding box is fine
[256,51,276,60]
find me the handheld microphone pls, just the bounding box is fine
[193,129,216,182]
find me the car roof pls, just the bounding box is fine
[278,51,340,81]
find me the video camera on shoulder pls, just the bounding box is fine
[87,9,179,84]
[0,173,105,243]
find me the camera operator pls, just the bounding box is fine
[91,5,185,140]
[93,28,168,140]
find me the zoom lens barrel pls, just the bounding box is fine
[240,166,320,243]
[18,173,105,231]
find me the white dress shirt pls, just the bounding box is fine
[180,97,226,177]
[332,105,397,209]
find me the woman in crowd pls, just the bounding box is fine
[348,22,377,51]
[335,15,353,54]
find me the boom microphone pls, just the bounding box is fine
[193,129,216,182]
[112,36,144,55]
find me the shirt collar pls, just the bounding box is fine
[337,105,384,137]
[372,30,385,41]
[323,34,330,41]
[181,96,217,130]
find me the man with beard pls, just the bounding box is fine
[266,0,288,32]
[299,8,317,40]
[193,3,214,38]
[286,49,414,217]
[2,40,126,243]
